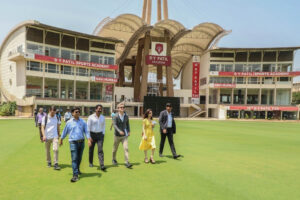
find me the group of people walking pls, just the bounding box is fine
[36,103,181,183]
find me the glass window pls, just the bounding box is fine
[234,64,243,72]
[209,64,219,71]
[45,63,59,73]
[26,61,42,72]
[248,77,260,84]
[76,52,89,62]
[262,77,274,84]
[44,78,58,98]
[76,81,88,100]
[104,56,109,64]
[61,80,74,99]
[61,65,74,75]
[235,77,245,84]
[26,76,42,97]
[90,82,102,100]
[61,49,75,60]
[262,64,276,72]
[45,46,59,58]
[26,43,43,55]
[108,57,114,65]
[76,67,88,76]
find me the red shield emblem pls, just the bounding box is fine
[155,43,163,55]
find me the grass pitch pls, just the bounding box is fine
[0,119,300,200]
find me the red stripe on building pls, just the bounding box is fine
[34,54,118,70]
[218,71,300,77]
[92,76,118,83]
[229,106,299,111]
[214,83,236,88]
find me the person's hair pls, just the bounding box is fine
[95,104,103,110]
[71,107,81,113]
[166,103,172,107]
[117,103,125,108]
[144,109,153,120]
[66,108,70,111]
[49,105,57,112]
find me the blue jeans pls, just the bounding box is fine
[69,141,85,176]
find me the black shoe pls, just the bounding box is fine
[173,155,182,159]
[54,163,61,170]
[125,162,132,168]
[70,175,79,182]
[89,163,93,167]
[100,165,106,171]
[112,159,118,165]
[47,162,51,168]
[159,153,164,157]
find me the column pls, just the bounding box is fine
[265,111,268,119]
[238,110,241,119]
[118,63,125,87]
[157,65,163,96]
[42,77,45,98]
[205,88,209,118]
[74,80,76,100]
[134,40,144,101]
[231,88,234,105]
[163,0,168,19]
[58,79,61,99]
[157,0,162,21]
[131,65,135,87]
[146,0,152,25]
[258,88,262,105]
[165,30,174,97]
[82,106,85,116]
[139,32,151,101]
[138,105,140,117]
[274,88,277,105]
[217,88,220,104]
[142,0,147,21]
[244,88,248,105]
[88,81,91,100]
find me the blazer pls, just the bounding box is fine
[113,113,130,137]
[159,110,176,134]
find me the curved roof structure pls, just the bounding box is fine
[95,14,231,78]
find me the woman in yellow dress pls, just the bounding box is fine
[139,109,156,164]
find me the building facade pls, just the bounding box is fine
[197,48,300,120]
[0,21,121,116]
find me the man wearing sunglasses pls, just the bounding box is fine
[87,104,106,171]
[60,107,92,182]
[112,103,132,168]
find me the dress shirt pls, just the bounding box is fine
[167,112,172,128]
[36,112,46,124]
[61,118,90,141]
[87,113,106,135]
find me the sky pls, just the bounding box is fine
[0,0,300,81]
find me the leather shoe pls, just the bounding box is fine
[100,165,106,171]
[70,175,79,182]
[173,155,181,159]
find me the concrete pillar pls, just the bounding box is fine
[274,88,277,105]
[157,0,162,21]
[82,106,85,116]
[244,88,248,105]
[88,81,91,100]
[265,111,268,119]
[165,30,173,97]
[258,88,262,105]
[146,0,152,25]
[217,88,220,104]
[139,32,151,101]
[74,80,76,100]
[238,110,241,119]
[142,0,147,21]
[163,0,168,19]
[134,40,144,101]
[280,111,283,120]
[205,88,209,118]
[138,105,140,117]
[58,79,61,99]
[157,65,163,96]
[231,88,234,104]
[42,77,45,98]
[118,63,125,87]
[131,66,135,87]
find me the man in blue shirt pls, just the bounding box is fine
[60,107,92,182]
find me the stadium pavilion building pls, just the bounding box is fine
[1,0,300,120]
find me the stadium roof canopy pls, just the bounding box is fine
[94,14,231,78]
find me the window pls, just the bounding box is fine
[76,52,89,62]
[234,64,244,72]
[248,77,260,84]
[61,65,74,75]
[76,68,88,76]
[91,55,103,63]
[262,64,276,72]
[209,64,219,71]
[262,77,274,84]
[108,57,114,65]
[26,61,42,72]
[45,46,59,58]
[209,77,232,84]
[27,43,43,55]
[45,63,59,73]
[235,77,245,84]
[104,56,109,64]
[61,49,75,60]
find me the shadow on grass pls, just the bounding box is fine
[153,160,166,164]
[80,172,101,179]
[59,164,72,169]
[165,155,184,160]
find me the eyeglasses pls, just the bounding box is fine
[119,107,124,109]
[75,111,80,114]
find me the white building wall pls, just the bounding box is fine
[114,86,134,102]
[0,27,26,99]
[174,89,192,104]
[181,58,192,89]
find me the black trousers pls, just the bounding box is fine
[159,128,177,156]
[38,123,43,141]
[89,132,104,166]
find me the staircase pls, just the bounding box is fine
[188,104,206,118]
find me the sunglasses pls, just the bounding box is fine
[75,111,80,114]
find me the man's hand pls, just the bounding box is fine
[59,139,63,146]
[128,132,130,136]
[120,131,125,135]
[163,129,167,134]
[43,136,46,142]
[88,138,93,147]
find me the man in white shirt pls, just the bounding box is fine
[64,109,72,122]
[87,104,106,171]
[41,106,61,170]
